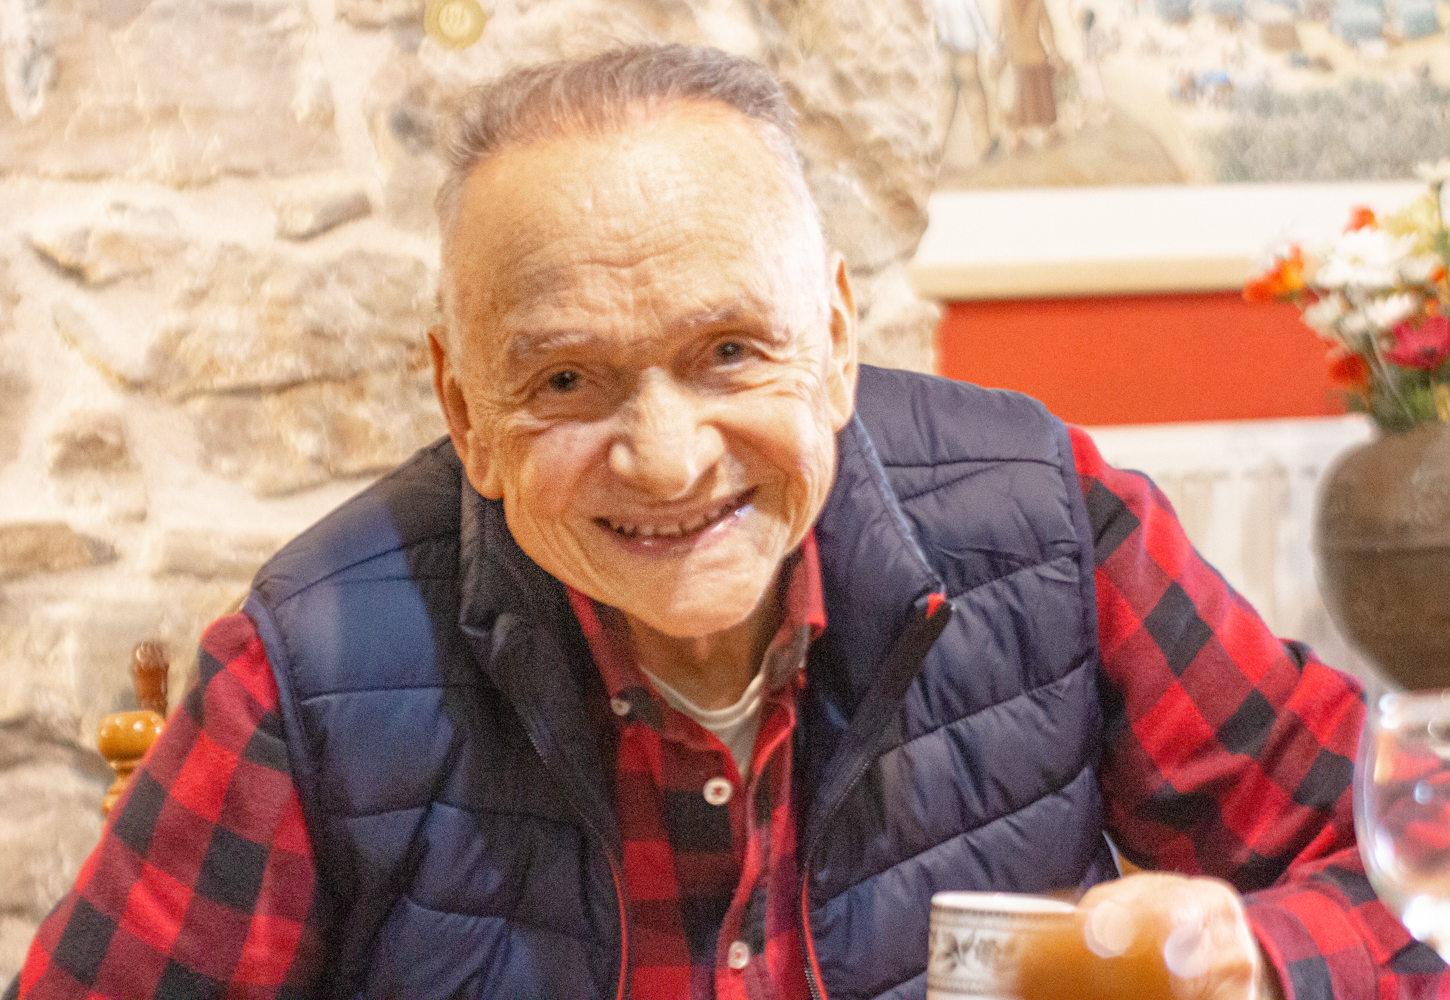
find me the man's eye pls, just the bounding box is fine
[547,370,581,393]
[714,341,747,364]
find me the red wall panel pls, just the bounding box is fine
[934,292,1346,426]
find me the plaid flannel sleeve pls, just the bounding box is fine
[8,613,321,999]
[1070,426,1448,1000]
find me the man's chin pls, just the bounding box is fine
[619,600,760,640]
[599,578,776,639]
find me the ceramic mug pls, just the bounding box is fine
[926,891,1078,1000]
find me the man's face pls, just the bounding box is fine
[432,101,857,639]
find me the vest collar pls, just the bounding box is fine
[812,413,948,706]
[455,488,621,849]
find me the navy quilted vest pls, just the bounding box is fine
[246,365,1114,1000]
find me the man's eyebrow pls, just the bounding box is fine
[503,328,598,368]
[673,304,765,332]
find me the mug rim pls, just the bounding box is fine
[931,891,1078,916]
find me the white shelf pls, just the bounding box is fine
[909,181,1425,300]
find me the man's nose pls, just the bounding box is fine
[607,372,724,499]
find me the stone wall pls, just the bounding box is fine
[0,0,942,980]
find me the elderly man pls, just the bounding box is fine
[7,45,1444,1000]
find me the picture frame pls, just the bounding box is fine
[922,0,1449,298]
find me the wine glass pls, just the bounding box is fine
[1356,688,1450,961]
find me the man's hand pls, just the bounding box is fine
[1018,873,1286,1000]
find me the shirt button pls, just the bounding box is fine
[727,940,750,970]
[609,696,631,717]
[703,777,733,806]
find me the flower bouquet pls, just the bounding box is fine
[1246,161,1450,432]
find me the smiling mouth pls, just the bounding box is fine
[598,489,754,541]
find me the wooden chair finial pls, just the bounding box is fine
[98,642,170,815]
[131,641,169,715]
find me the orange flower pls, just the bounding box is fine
[1327,349,1371,389]
[1345,206,1377,232]
[1244,246,1306,303]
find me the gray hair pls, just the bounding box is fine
[434,44,826,319]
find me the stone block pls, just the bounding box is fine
[339,0,425,27]
[0,761,103,916]
[49,472,149,523]
[0,711,102,774]
[851,265,940,373]
[53,245,435,398]
[46,410,133,474]
[189,393,330,496]
[0,742,107,978]
[760,0,940,267]
[152,246,433,398]
[0,523,114,578]
[29,204,184,286]
[0,0,342,183]
[276,189,373,241]
[51,299,150,389]
[45,410,148,521]
[366,53,445,233]
[0,249,17,332]
[191,364,446,496]
[0,715,110,944]
[1,914,38,989]
[145,528,288,579]
[0,356,30,468]
[0,250,20,469]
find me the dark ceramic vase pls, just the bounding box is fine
[1315,421,1450,690]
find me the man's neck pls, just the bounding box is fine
[623,587,784,710]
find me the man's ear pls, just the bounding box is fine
[824,254,859,432]
[429,324,504,499]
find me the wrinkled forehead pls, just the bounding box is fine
[442,102,826,350]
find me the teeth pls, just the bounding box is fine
[606,495,741,539]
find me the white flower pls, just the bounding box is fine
[1400,254,1445,285]
[1363,292,1420,331]
[1315,228,1416,292]
[1340,308,1370,340]
[1302,295,1346,337]
[1414,158,1450,186]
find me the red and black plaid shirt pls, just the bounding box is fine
[11,428,1446,999]
[566,532,824,1000]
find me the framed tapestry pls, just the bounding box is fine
[920,0,1449,297]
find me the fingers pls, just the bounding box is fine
[1076,874,1262,1000]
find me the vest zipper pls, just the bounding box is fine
[796,595,953,1000]
[801,870,830,1000]
[516,723,630,1000]
[608,852,629,1000]
[797,732,884,1000]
